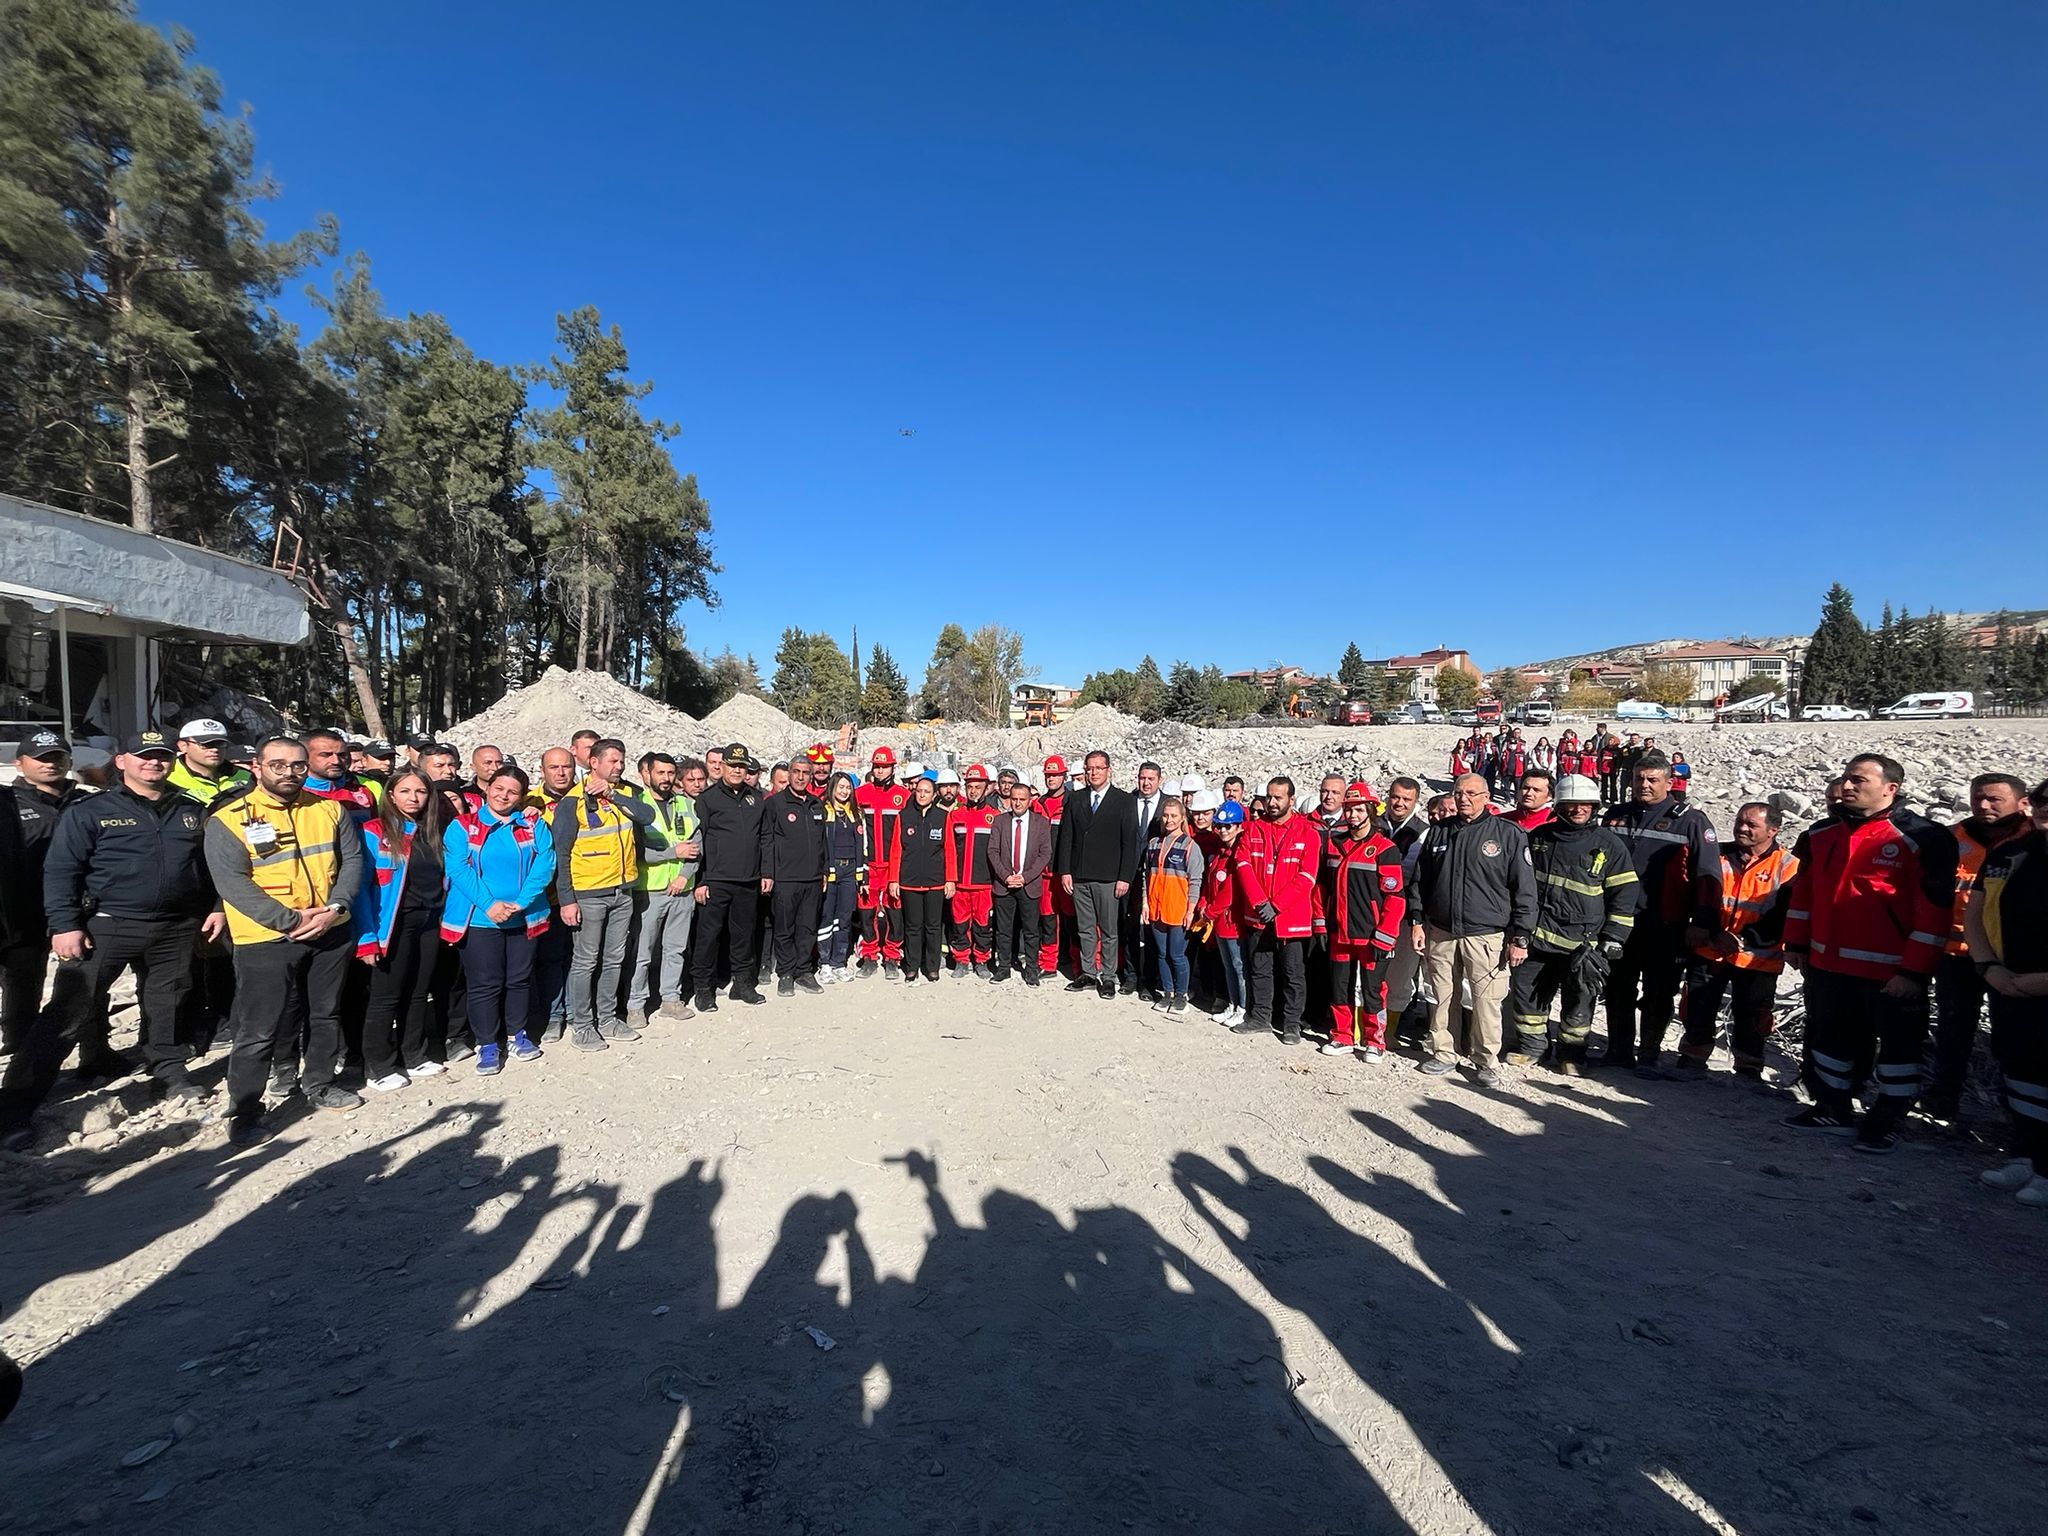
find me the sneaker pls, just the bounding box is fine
[1782,1104,1856,1134]
[858,958,879,977]
[1473,1066,1504,1090]
[309,1085,363,1112]
[570,1024,607,1052]
[882,961,901,979]
[2015,1176,2048,1208]
[988,969,1008,985]
[511,1032,543,1062]
[693,993,717,1015]
[1981,1158,2036,1192]
[1319,1041,1352,1056]
[820,967,839,985]
[407,1059,446,1077]
[904,974,921,988]
[1169,995,1189,1016]
[777,978,797,998]
[1278,1029,1303,1047]
[601,1016,641,1044]
[1417,1056,1456,1076]
[1669,1055,1709,1078]
[1118,977,1138,996]
[733,987,766,1006]
[795,975,824,995]
[446,1039,476,1064]
[1023,972,1041,988]
[625,1009,649,1033]
[369,1073,409,1093]
[971,962,990,979]
[1152,997,1175,1015]
[1065,978,1094,992]
[1358,1045,1385,1062]
[268,1073,301,1101]
[1853,1125,1901,1155]
[540,1020,566,1044]
[1217,1006,1242,1028]
[1230,1016,1270,1036]
[227,1118,271,1149]
[476,1043,503,1077]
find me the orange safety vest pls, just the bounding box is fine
[1947,822,2026,956]
[1695,844,1798,971]
[1145,831,1196,927]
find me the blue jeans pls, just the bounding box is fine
[1152,924,1190,995]
[1216,936,1247,1010]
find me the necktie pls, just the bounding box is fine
[1092,791,1102,812]
[1014,817,1024,870]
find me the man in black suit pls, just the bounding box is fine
[987,781,1052,984]
[1053,750,1137,999]
[1121,761,1167,996]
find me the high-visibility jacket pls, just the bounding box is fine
[549,784,645,897]
[1946,817,2029,956]
[1693,844,1798,971]
[631,790,699,893]
[1978,831,2048,974]
[1143,830,1200,927]
[211,787,350,946]
[1525,820,1637,954]
[1784,807,1954,982]
[166,759,252,808]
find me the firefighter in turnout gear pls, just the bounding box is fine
[1506,775,1639,1072]
[1317,784,1405,1058]
[1674,801,1798,1078]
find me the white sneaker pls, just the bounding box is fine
[820,967,839,985]
[1152,998,1174,1014]
[408,1060,446,1078]
[1358,1045,1385,1062]
[904,974,921,988]
[1218,1006,1241,1028]
[1981,1158,2036,1192]
[369,1073,409,1093]
[1318,1041,1351,1056]
[2017,1175,2048,1208]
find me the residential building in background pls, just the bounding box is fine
[1647,641,1794,703]
[1375,647,1481,704]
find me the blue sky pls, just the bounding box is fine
[150,1,2047,684]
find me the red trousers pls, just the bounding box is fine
[1328,939,1388,1048]
[949,888,993,963]
[856,883,902,961]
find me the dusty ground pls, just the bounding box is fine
[3,961,2045,1535]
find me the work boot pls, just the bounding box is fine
[795,974,824,995]
[1502,1048,1540,1068]
[624,1009,649,1034]
[694,991,717,1015]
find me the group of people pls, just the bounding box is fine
[2,717,2045,1208]
[1451,724,1690,804]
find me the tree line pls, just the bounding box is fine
[0,1,721,736]
[765,623,1031,727]
[1801,585,2048,711]
[1075,644,1421,723]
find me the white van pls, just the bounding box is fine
[1614,699,1678,723]
[1398,700,1445,725]
[1880,690,1974,720]
[1510,700,1555,725]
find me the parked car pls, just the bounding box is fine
[1880,690,1975,720]
[1508,701,1555,726]
[1800,703,1870,722]
[1327,698,1373,726]
[1395,700,1445,725]
[1447,708,1479,727]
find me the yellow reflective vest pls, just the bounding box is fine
[551,784,641,894]
[215,787,348,946]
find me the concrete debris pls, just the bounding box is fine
[444,667,698,774]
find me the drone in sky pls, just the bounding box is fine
[898,427,915,438]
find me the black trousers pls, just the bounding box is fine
[772,880,822,980]
[1,940,60,1056]
[175,940,235,1049]
[1925,950,1988,1102]
[226,931,351,1121]
[1801,965,1929,1123]
[901,889,945,980]
[0,915,188,1131]
[1602,922,1686,1063]
[693,882,760,999]
[1506,948,1600,1060]
[362,906,440,1078]
[1679,960,1778,1071]
[990,886,1041,975]
[1118,885,1154,989]
[1246,928,1308,1037]
[1988,993,2048,1173]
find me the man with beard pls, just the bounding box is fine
[1673,801,1797,1080]
[1230,777,1322,1045]
[1505,776,1638,1074]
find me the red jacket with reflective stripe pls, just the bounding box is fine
[1783,809,1954,981]
[1233,813,1322,939]
[857,780,909,883]
[1319,829,1406,949]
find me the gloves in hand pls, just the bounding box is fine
[1254,901,1279,925]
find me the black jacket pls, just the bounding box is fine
[895,798,950,888]
[43,785,215,931]
[1601,795,1720,928]
[1526,818,1640,953]
[697,779,766,884]
[1412,813,1538,940]
[3,779,90,941]
[760,787,827,882]
[1055,784,1139,884]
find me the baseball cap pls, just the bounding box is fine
[177,717,230,744]
[15,727,70,758]
[1042,755,1069,776]
[123,728,175,758]
[870,746,896,767]
[363,739,395,761]
[722,742,758,771]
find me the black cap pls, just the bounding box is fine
[722,741,758,771]
[363,739,395,760]
[15,727,70,759]
[122,728,175,758]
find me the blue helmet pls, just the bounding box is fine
[919,767,939,782]
[1212,799,1246,827]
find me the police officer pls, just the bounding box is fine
[693,742,769,1010]
[0,729,92,1064]
[1,730,221,1150]
[760,752,828,995]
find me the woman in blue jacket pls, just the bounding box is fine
[442,766,558,1076]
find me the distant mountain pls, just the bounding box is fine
[1516,607,2045,675]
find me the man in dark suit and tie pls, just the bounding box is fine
[1053,750,1137,1000]
[1121,761,1167,996]
[987,780,1053,984]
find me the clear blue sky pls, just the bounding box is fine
[149,1,2048,683]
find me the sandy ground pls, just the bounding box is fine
[3,962,2046,1535]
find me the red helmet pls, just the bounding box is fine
[869,746,896,767]
[1042,755,1068,776]
[1343,780,1378,808]
[804,743,833,765]
[965,763,991,783]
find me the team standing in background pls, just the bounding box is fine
[3,716,2046,1209]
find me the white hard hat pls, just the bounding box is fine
[1176,774,1206,795]
[1189,789,1222,812]
[1555,774,1601,805]
[935,767,961,786]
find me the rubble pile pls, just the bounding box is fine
[444,667,698,772]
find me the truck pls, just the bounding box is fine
[1326,698,1373,726]
[1475,698,1503,727]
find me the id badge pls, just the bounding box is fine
[246,822,279,851]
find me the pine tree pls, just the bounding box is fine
[860,644,909,725]
[1163,660,1211,723]
[1131,655,1166,721]
[1337,642,1369,688]
[1798,582,1869,707]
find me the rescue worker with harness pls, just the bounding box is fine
[1674,801,1797,1079]
[1505,775,1638,1073]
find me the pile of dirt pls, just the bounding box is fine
[697,692,814,762]
[444,667,698,772]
